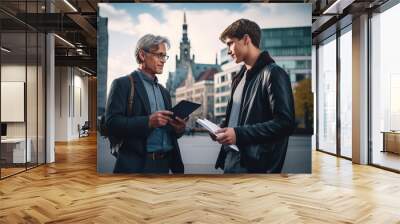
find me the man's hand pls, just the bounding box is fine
[149,110,173,128]
[209,132,217,141]
[215,128,236,145]
[169,117,187,134]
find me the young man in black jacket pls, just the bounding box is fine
[213,19,296,173]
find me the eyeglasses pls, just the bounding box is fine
[143,50,169,61]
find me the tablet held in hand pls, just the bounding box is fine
[171,100,201,119]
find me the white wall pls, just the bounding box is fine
[1,64,26,81]
[72,72,89,138]
[1,65,38,137]
[1,82,25,122]
[55,66,68,141]
[1,63,46,164]
[55,67,89,141]
[1,65,26,142]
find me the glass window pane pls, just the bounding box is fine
[340,29,352,158]
[1,0,46,179]
[27,31,38,169]
[38,32,45,165]
[371,3,400,171]
[318,36,337,154]
[1,30,28,177]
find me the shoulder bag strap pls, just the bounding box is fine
[127,75,135,116]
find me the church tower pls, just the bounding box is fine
[177,12,191,67]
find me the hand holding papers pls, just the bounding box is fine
[196,118,239,151]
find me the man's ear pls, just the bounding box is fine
[139,49,145,62]
[244,34,251,46]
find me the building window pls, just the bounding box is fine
[221,106,226,113]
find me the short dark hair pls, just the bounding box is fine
[219,19,261,48]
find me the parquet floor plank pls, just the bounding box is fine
[0,135,399,223]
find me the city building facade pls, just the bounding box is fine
[214,61,241,124]
[175,67,218,127]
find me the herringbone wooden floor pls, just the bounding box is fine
[1,135,400,224]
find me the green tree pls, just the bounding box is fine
[294,78,313,131]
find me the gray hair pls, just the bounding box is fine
[135,34,170,64]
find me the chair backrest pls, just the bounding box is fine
[82,121,90,129]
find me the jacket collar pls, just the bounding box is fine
[242,50,275,81]
[233,51,275,87]
[132,70,171,114]
[137,69,159,85]
[224,51,275,127]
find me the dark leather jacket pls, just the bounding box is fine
[215,51,296,173]
[105,71,184,173]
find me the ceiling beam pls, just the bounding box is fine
[55,55,96,72]
[67,13,97,39]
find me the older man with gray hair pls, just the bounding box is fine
[105,34,186,173]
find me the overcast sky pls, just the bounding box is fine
[99,3,311,89]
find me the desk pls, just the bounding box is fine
[381,131,400,154]
[1,138,31,163]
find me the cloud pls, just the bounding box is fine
[135,13,164,36]
[150,3,169,12]
[101,3,311,87]
[98,3,137,36]
[106,52,136,95]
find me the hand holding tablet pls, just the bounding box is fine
[170,100,201,119]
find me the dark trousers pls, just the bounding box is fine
[142,154,170,173]
[113,151,171,174]
[224,150,248,174]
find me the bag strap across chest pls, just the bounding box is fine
[127,75,135,116]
